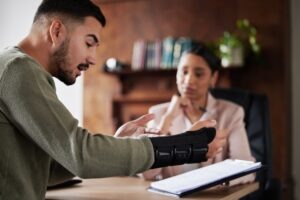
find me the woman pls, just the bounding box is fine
[142,43,255,186]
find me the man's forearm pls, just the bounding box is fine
[149,127,216,169]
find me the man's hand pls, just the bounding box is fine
[114,114,160,137]
[188,119,228,159]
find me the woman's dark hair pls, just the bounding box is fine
[182,42,221,72]
[33,0,106,27]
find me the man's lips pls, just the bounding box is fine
[76,72,81,77]
[76,64,89,77]
[78,63,89,71]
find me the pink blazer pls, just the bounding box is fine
[143,93,256,185]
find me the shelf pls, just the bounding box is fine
[104,69,177,77]
[114,96,171,103]
[105,69,177,94]
[95,0,148,4]
[107,68,176,126]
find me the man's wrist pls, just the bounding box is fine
[149,128,216,169]
[159,129,170,136]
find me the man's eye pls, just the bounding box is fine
[86,43,92,48]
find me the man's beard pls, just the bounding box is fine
[51,39,76,85]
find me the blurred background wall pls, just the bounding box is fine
[291,0,300,199]
[0,0,84,126]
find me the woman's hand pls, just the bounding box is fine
[181,97,204,124]
[188,119,216,131]
[114,114,160,137]
[207,128,228,159]
[165,94,182,118]
[158,94,182,135]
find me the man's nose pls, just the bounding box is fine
[87,50,97,65]
[87,57,96,65]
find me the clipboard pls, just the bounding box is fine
[148,159,264,197]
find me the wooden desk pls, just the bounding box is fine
[46,177,259,200]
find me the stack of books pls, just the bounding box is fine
[131,37,193,71]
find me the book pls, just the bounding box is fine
[148,159,262,198]
[131,39,147,71]
[172,37,193,68]
[160,37,175,69]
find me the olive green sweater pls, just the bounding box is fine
[0,47,154,200]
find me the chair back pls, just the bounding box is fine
[211,88,279,199]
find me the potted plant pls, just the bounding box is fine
[218,31,244,67]
[212,19,261,68]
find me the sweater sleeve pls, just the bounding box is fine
[48,160,75,186]
[0,57,154,178]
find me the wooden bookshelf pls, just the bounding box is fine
[105,68,176,76]
[105,68,177,94]
[105,68,177,127]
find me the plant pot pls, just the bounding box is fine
[221,46,244,68]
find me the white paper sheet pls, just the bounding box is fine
[149,159,262,196]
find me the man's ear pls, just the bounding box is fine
[48,19,67,48]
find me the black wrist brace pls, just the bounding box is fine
[150,127,216,169]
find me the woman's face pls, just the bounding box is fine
[176,53,218,101]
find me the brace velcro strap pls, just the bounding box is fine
[150,127,216,169]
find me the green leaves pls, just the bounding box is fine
[208,18,262,67]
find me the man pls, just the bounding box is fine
[0,0,226,199]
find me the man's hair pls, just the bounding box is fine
[182,42,221,72]
[33,0,106,27]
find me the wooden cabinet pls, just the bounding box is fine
[105,69,177,127]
